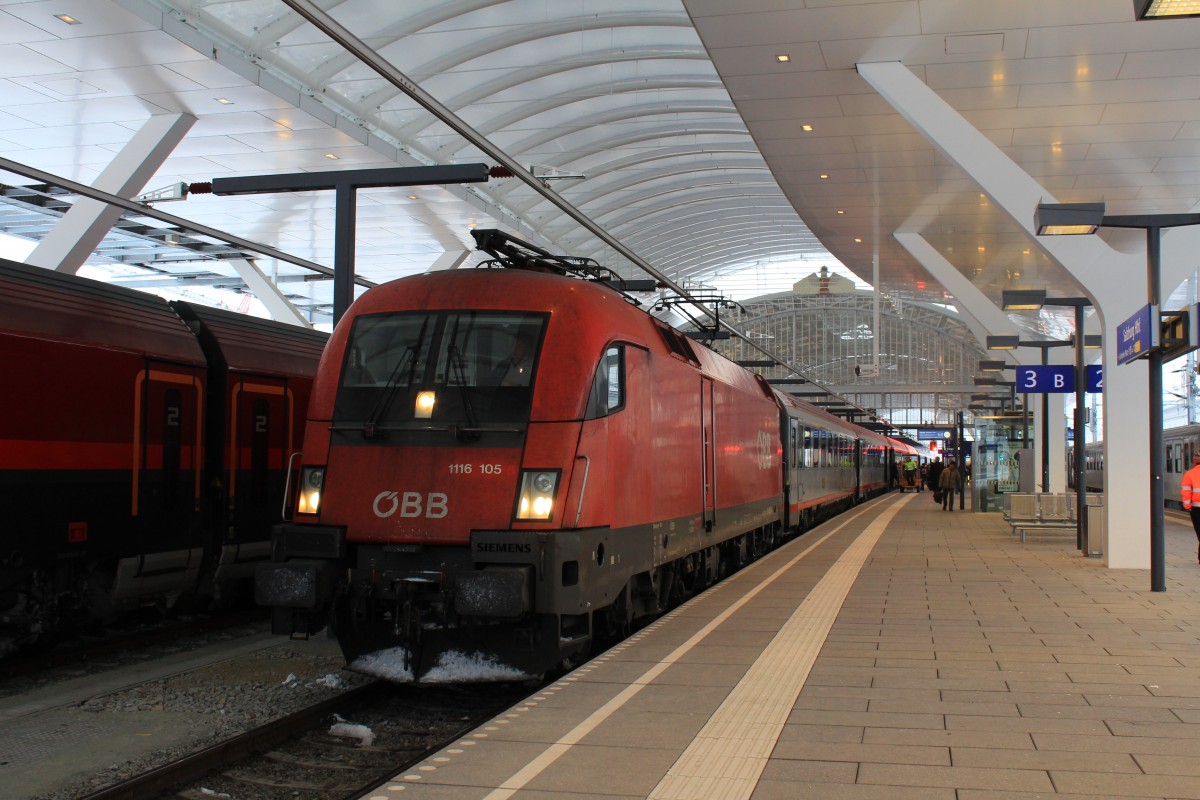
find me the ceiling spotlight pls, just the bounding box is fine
[819,173,830,179]
[836,210,845,215]
[324,153,339,160]
[54,14,81,24]
[215,97,234,105]
[776,54,791,62]
[801,124,813,132]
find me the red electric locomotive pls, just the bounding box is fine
[260,231,898,682]
[0,258,326,650]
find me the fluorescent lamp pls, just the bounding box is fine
[1034,202,1105,235]
[1002,289,1047,311]
[986,335,1021,350]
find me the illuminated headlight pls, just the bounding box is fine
[516,470,559,520]
[415,390,435,419]
[297,467,324,515]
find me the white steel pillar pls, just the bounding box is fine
[28,113,196,274]
[428,248,472,271]
[229,259,311,327]
[857,60,1148,568]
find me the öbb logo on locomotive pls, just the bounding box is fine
[373,490,449,519]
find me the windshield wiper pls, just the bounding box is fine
[446,343,480,441]
[361,345,416,439]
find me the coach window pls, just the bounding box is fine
[162,389,182,511]
[251,398,269,505]
[585,345,624,419]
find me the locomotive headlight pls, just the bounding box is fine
[516,470,559,520]
[415,390,435,419]
[297,467,324,515]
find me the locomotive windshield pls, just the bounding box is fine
[334,310,547,430]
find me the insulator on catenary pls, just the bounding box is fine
[488,166,515,179]
[188,182,213,195]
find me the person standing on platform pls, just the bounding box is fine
[903,456,918,491]
[1180,451,1200,562]
[939,460,963,511]
[927,457,944,503]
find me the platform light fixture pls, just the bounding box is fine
[1001,289,1048,310]
[1134,0,1200,19]
[986,335,1021,350]
[979,359,1008,372]
[1034,202,1105,235]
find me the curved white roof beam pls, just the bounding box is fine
[506,149,768,212]
[434,75,726,157]
[596,192,797,232]
[540,186,794,241]
[552,163,778,213]
[389,47,709,140]
[335,12,696,119]
[492,140,760,206]
[441,100,739,159]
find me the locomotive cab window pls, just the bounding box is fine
[334,310,548,429]
[585,345,625,419]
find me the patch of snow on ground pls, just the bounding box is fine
[329,722,375,747]
[313,673,344,689]
[421,650,531,683]
[280,673,298,686]
[349,647,415,682]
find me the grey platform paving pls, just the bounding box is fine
[366,491,1200,800]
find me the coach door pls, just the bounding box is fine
[701,377,716,532]
[125,363,204,600]
[230,378,291,551]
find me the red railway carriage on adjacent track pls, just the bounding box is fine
[0,258,326,650]
[260,237,901,682]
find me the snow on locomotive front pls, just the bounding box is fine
[257,265,783,681]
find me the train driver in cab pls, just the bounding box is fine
[491,327,537,387]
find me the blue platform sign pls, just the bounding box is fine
[1086,364,1102,393]
[1016,364,1075,393]
[1117,304,1156,365]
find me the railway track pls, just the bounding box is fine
[0,608,269,686]
[80,680,535,800]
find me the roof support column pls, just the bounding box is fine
[428,248,472,271]
[228,259,311,327]
[28,113,195,274]
[894,231,1019,350]
[857,60,1147,568]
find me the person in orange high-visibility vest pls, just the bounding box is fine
[1181,451,1200,563]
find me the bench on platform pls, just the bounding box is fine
[1003,493,1077,542]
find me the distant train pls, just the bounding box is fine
[257,230,916,682]
[1077,424,1200,509]
[0,259,327,652]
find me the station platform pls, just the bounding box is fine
[363,491,1200,800]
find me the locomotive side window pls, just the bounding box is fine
[585,345,625,419]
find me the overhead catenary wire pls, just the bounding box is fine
[277,0,881,425]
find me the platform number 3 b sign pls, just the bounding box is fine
[1015,365,1102,393]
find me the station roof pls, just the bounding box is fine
[0,0,1194,344]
